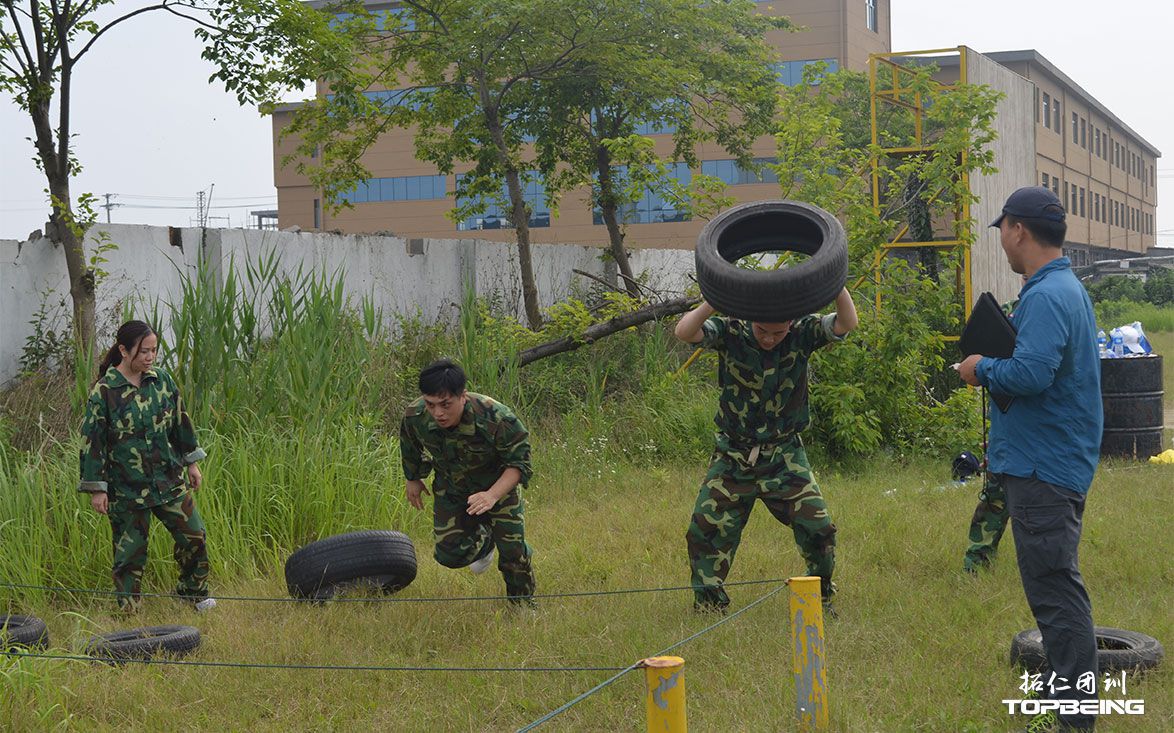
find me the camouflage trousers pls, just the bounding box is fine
[963,472,1010,572]
[686,438,836,609]
[433,488,535,602]
[108,491,208,611]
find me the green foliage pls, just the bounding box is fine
[18,291,71,375]
[1144,268,1174,306]
[134,250,383,433]
[768,64,1001,459]
[1094,300,1174,333]
[1085,275,1146,303]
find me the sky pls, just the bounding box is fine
[2,0,1172,246]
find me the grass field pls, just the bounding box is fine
[2,451,1171,732]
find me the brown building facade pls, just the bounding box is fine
[935,50,1160,262]
[272,0,893,248]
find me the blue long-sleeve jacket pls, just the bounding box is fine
[975,257,1102,494]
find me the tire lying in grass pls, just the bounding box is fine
[1,614,49,650]
[85,625,201,663]
[695,200,848,322]
[285,530,418,601]
[1011,627,1165,673]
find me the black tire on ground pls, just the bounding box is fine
[0,614,49,650]
[1011,627,1165,673]
[695,200,848,322]
[85,625,201,662]
[284,530,417,600]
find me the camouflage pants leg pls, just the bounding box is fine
[756,443,837,598]
[685,452,758,610]
[686,441,836,609]
[433,490,535,602]
[109,493,208,611]
[150,492,209,599]
[963,472,1009,572]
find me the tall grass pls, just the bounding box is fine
[1095,300,1174,333]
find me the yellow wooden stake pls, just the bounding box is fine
[641,656,687,732]
[789,576,828,731]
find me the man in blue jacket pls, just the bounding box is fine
[958,186,1102,732]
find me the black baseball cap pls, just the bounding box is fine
[990,186,1067,228]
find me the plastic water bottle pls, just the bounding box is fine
[1110,329,1125,358]
[1096,329,1107,357]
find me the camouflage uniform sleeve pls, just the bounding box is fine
[164,370,206,465]
[399,410,432,481]
[489,403,532,486]
[793,313,845,353]
[78,385,109,494]
[698,316,729,350]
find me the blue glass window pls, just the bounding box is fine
[701,158,778,186]
[773,58,839,87]
[338,175,447,205]
[456,173,550,230]
[593,163,692,225]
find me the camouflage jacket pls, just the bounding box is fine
[78,366,206,508]
[399,393,532,498]
[699,313,845,446]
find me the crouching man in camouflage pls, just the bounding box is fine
[674,289,858,613]
[399,359,536,606]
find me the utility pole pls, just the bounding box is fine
[100,193,120,223]
[195,190,207,228]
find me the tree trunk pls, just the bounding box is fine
[478,73,542,329]
[596,145,640,298]
[503,167,543,329]
[30,96,96,354]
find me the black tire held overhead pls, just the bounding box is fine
[285,530,418,600]
[695,200,849,322]
[1011,626,1165,673]
[1,614,49,650]
[85,625,201,663]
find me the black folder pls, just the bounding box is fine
[959,291,1016,413]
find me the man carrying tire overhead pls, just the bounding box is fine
[399,359,537,606]
[675,288,857,614]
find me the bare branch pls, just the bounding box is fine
[71,2,171,64]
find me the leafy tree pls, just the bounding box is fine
[0,0,310,352]
[530,0,786,297]
[767,63,1003,457]
[208,0,622,329]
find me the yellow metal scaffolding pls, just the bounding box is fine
[869,47,974,338]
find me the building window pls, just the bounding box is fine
[1041,172,1049,189]
[1094,128,1101,157]
[1063,181,1068,204]
[1034,88,1039,123]
[593,163,692,225]
[1053,100,1060,133]
[313,198,321,229]
[1079,188,1085,218]
[866,0,878,32]
[1052,177,1059,196]
[338,174,448,204]
[702,158,779,186]
[773,58,839,87]
[1070,187,1077,214]
[1042,93,1050,129]
[1071,112,1078,144]
[1080,118,1086,149]
[456,173,550,230]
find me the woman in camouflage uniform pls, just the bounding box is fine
[79,320,212,612]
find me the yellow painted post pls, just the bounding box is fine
[789,576,828,731]
[641,656,686,733]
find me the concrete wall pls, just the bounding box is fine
[966,47,1037,305]
[0,225,695,385]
